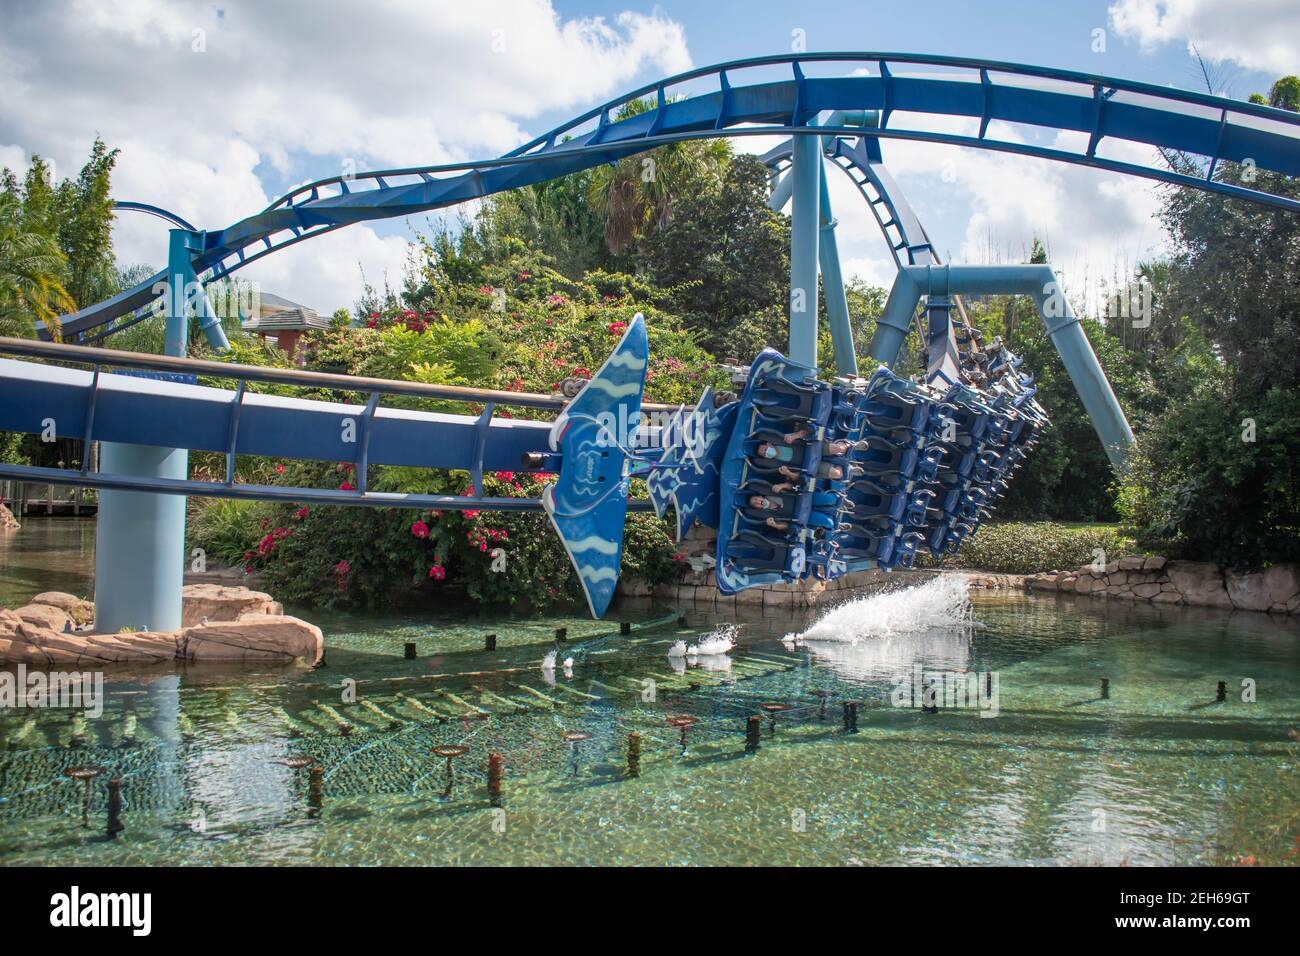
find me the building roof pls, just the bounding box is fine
[241,292,330,332]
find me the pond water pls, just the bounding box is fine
[1,518,1297,866]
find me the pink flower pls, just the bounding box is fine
[411,520,430,539]
[275,464,285,474]
[339,481,355,491]
[464,510,479,520]
[334,560,351,574]
[428,564,446,581]
[293,507,309,519]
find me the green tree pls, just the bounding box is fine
[586,98,732,255]
[1115,74,1300,565]
[476,170,611,278]
[52,138,120,309]
[641,155,790,357]
[0,190,73,338]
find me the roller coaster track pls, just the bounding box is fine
[53,51,1300,343]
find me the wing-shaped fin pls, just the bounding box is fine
[541,313,649,617]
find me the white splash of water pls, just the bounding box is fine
[541,650,556,671]
[689,625,738,657]
[795,575,974,644]
[667,640,689,659]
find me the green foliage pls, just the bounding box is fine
[0,431,24,466]
[475,171,612,279]
[0,189,73,338]
[933,522,1135,575]
[586,97,732,256]
[1109,73,1300,567]
[1,140,137,339]
[1158,102,1300,397]
[1265,75,1300,111]
[618,510,683,586]
[187,498,272,566]
[245,470,678,612]
[255,504,433,610]
[53,139,120,310]
[1117,388,1300,567]
[641,155,790,358]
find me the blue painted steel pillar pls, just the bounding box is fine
[92,229,198,632]
[789,132,822,368]
[769,170,857,375]
[170,230,231,353]
[867,264,1136,467]
[818,168,857,377]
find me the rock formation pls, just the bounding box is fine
[0,585,322,665]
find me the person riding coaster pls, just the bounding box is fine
[740,481,840,532]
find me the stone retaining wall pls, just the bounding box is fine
[1026,557,1300,615]
[619,567,1026,608]
[622,552,1299,618]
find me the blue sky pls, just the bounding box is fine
[1,0,1292,312]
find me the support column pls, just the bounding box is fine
[867,264,1136,467]
[92,229,197,633]
[789,132,822,368]
[818,170,856,377]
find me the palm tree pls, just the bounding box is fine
[0,190,72,339]
[587,97,732,255]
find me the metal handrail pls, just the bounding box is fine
[0,336,682,413]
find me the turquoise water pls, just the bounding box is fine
[1,519,1298,866]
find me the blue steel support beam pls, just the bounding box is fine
[869,264,1135,466]
[818,166,856,377]
[789,130,822,368]
[0,462,659,515]
[168,229,232,353]
[769,111,865,376]
[54,55,1300,341]
[0,358,558,472]
[93,231,200,632]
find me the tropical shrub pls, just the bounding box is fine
[186,497,272,566]
[932,522,1135,575]
[1117,388,1300,568]
[245,468,681,611]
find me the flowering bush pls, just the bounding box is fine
[221,246,723,610]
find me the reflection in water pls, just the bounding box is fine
[796,631,973,683]
[1,518,1298,866]
[782,576,976,681]
[0,517,96,606]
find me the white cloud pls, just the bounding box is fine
[0,0,692,313]
[1109,0,1300,76]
